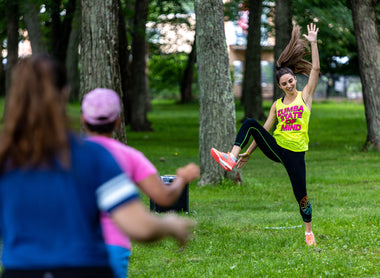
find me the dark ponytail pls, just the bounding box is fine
[275,25,312,84]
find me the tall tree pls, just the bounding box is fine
[118,0,132,125]
[81,0,127,143]
[351,0,380,151]
[272,0,292,101]
[22,1,47,54]
[241,0,265,121]
[66,0,81,101]
[195,0,240,185]
[128,0,152,131]
[5,0,18,95]
[48,0,76,63]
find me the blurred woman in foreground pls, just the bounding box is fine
[0,54,195,278]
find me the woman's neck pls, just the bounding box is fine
[283,91,298,105]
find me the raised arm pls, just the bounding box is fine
[302,23,320,109]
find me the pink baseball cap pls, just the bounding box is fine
[81,88,121,125]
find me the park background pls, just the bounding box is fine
[0,0,379,277]
[70,99,378,277]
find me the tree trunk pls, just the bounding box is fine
[118,0,132,125]
[129,0,152,131]
[180,39,196,103]
[22,1,47,54]
[49,0,62,59]
[272,0,292,101]
[5,0,19,95]
[241,0,265,121]
[66,0,81,102]
[49,0,76,63]
[195,0,241,185]
[81,0,127,143]
[120,0,134,125]
[351,0,380,151]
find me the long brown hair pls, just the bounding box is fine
[275,24,312,84]
[0,54,70,170]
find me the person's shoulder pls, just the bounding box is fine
[84,135,112,146]
[71,135,126,184]
[71,134,117,162]
[272,100,279,109]
[110,142,149,165]
[86,135,124,148]
[86,135,141,155]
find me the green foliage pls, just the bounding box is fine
[148,53,188,99]
[123,100,379,277]
[148,0,193,21]
[146,0,196,100]
[223,0,360,75]
[147,0,194,50]
[224,0,244,21]
[293,0,358,75]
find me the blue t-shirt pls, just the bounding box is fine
[0,135,139,269]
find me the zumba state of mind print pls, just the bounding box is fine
[277,105,305,131]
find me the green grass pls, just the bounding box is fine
[123,100,379,278]
[1,99,379,277]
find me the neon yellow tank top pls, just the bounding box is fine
[273,91,311,152]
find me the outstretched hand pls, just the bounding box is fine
[176,163,200,184]
[303,23,319,43]
[163,213,197,247]
[237,152,251,168]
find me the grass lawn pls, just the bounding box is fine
[123,100,379,278]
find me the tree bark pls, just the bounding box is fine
[241,0,265,121]
[272,0,292,101]
[195,0,241,185]
[129,0,152,131]
[22,1,47,54]
[81,0,127,143]
[351,0,380,151]
[180,39,196,103]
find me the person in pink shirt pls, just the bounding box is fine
[81,88,200,278]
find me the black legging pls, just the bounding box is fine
[235,118,312,222]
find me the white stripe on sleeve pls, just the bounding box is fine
[96,173,138,211]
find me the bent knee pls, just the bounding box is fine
[243,118,259,126]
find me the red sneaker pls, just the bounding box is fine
[210,148,236,171]
[305,232,316,246]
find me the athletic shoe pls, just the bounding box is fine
[210,148,236,171]
[305,232,316,246]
